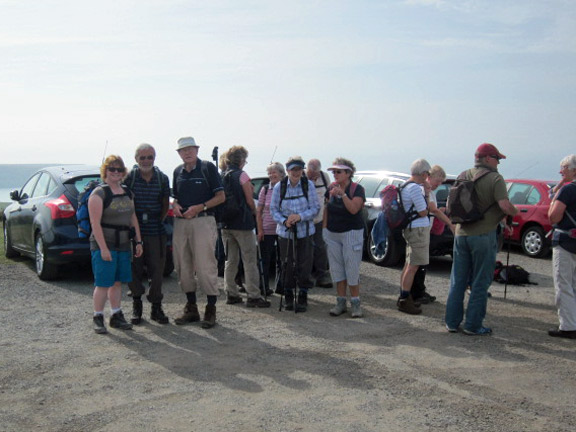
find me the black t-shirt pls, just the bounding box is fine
[325,182,366,233]
[553,181,576,253]
[172,159,223,210]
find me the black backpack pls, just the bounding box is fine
[219,168,243,224]
[446,168,493,224]
[278,174,309,207]
[494,261,537,285]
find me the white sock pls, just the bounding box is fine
[111,307,121,315]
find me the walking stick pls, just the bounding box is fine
[256,240,268,300]
[278,230,292,312]
[291,224,298,313]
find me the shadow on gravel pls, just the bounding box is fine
[110,321,378,393]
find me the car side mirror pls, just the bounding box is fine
[9,189,20,201]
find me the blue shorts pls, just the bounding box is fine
[91,250,132,288]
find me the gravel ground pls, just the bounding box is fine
[1,247,575,432]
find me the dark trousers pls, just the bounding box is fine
[128,234,166,303]
[411,265,427,299]
[278,236,313,294]
[311,222,330,279]
[259,234,282,290]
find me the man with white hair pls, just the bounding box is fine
[125,143,170,325]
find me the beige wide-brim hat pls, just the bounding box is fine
[176,137,199,151]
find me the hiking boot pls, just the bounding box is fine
[397,295,422,315]
[296,291,308,313]
[548,327,576,339]
[413,291,436,305]
[265,288,274,297]
[109,311,133,330]
[284,291,295,311]
[201,305,216,329]
[131,298,143,325]
[174,302,200,325]
[226,295,244,305]
[316,276,333,288]
[329,297,347,316]
[93,314,107,334]
[274,286,284,295]
[151,303,169,324]
[350,298,363,318]
[246,297,271,308]
[463,327,492,336]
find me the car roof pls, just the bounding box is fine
[506,178,558,187]
[41,165,101,180]
[354,170,411,180]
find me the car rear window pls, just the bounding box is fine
[69,175,101,194]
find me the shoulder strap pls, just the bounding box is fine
[279,177,288,206]
[128,166,138,189]
[320,171,329,189]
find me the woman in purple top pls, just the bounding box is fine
[256,162,286,295]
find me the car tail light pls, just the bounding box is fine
[44,194,76,219]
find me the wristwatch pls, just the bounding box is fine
[203,203,208,212]
[135,241,143,245]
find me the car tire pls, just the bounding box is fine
[3,222,19,258]
[521,226,549,258]
[366,229,402,267]
[35,234,59,280]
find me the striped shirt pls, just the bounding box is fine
[258,184,278,235]
[125,168,170,236]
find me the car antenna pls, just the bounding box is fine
[512,162,538,178]
[270,145,278,163]
[101,140,108,164]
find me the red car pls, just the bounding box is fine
[505,179,557,257]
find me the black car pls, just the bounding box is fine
[3,165,174,280]
[353,170,455,267]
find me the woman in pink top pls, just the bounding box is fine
[257,162,286,295]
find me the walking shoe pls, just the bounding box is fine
[413,291,436,305]
[446,324,459,333]
[329,297,347,316]
[109,311,133,330]
[226,295,244,305]
[93,314,107,334]
[174,302,200,325]
[350,298,363,318]
[316,277,333,289]
[131,298,143,325]
[201,305,217,329]
[295,291,308,313]
[548,327,576,339]
[274,286,284,295]
[246,297,271,308]
[151,303,169,324]
[284,291,295,311]
[265,288,274,297]
[463,327,492,336]
[397,295,422,315]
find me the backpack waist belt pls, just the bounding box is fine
[101,223,132,248]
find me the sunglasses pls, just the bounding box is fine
[107,167,125,173]
[489,155,502,161]
[332,170,347,174]
[139,155,155,161]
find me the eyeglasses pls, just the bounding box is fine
[107,167,125,173]
[489,155,502,161]
[138,155,154,161]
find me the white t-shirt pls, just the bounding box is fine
[400,182,429,228]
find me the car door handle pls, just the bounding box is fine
[32,205,37,211]
[520,209,528,213]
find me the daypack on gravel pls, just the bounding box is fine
[493,261,537,285]
[218,169,242,224]
[380,182,417,234]
[446,168,492,224]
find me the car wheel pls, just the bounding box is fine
[3,222,19,258]
[366,230,402,267]
[35,234,59,280]
[521,226,549,258]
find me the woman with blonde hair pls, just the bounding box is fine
[89,155,143,334]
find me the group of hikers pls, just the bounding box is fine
[87,137,576,340]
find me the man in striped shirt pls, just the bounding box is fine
[125,143,171,325]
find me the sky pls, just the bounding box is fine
[1,0,575,180]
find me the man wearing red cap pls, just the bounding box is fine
[445,143,518,335]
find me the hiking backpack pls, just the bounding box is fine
[446,168,492,224]
[278,174,310,207]
[218,168,243,225]
[76,181,131,238]
[493,261,536,285]
[380,182,417,234]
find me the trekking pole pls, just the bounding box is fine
[291,224,298,313]
[256,239,267,300]
[278,231,292,312]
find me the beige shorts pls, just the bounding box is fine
[403,226,430,266]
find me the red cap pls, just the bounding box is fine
[476,143,506,159]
